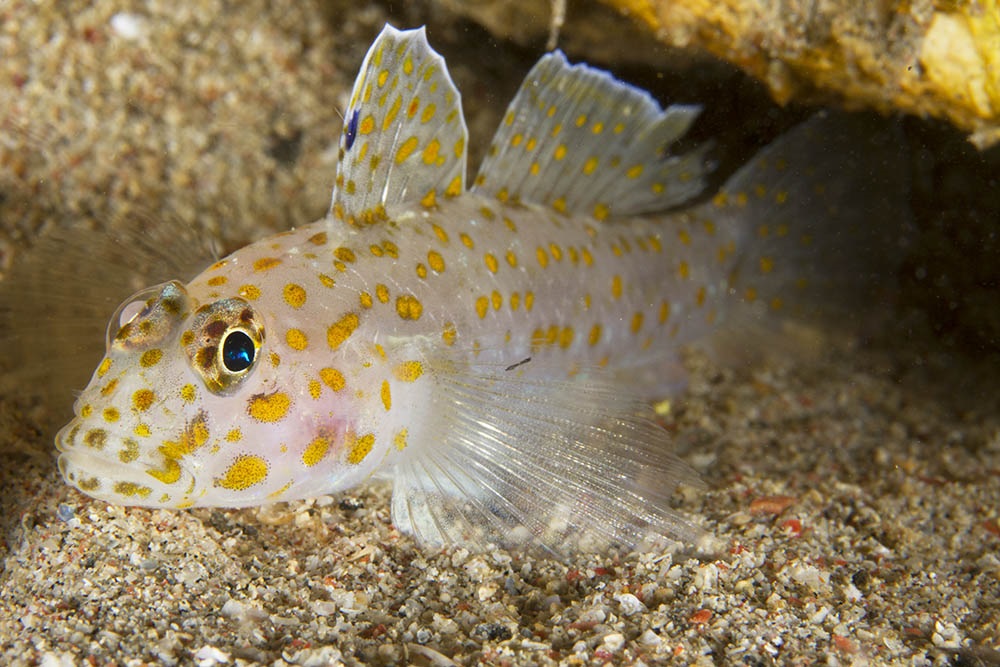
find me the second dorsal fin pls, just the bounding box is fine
[329,25,468,226]
[473,52,710,220]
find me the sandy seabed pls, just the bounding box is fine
[1,1,998,665]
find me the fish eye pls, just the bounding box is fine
[222,329,256,373]
[183,297,265,395]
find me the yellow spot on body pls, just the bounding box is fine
[309,232,328,246]
[491,290,502,311]
[101,378,119,397]
[97,358,112,377]
[347,433,375,465]
[102,407,119,423]
[180,384,196,402]
[679,261,690,279]
[420,189,437,208]
[659,300,671,323]
[583,157,598,175]
[626,165,644,179]
[286,328,308,351]
[396,295,423,320]
[696,286,707,306]
[217,455,268,490]
[393,429,408,451]
[281,284,307,309]
[320,368,345,392]
[442,322,457,346]
[334,247,356,263]
[428,250,445,273]
[253,257,282,272]
[140,349,162,368]
[395,136,419,163]
[327,313,359,350]
[536,246,549,268]
[475,296,489,319]
[302,436,330,467]
[318,273,336,288]
[381,380,392,411]
[593,203,609,221]
[376,283,390,303]
[80,404,93,418]
[552,197,567,213]
[134,423,151,438]
[270,352,281,367]
[416,262,428,279]
[631,312,644,334]
[550,244,563,261]
[559,327,574,349]
[132,389,155,412]
[760,257,774,274]
[394,361,424,383]
[240,284,261,300]
[359,292,373,309]
[776,190,789,204]
[592,121,604,134]
[589,324,602,346]
[207,275,227,287]
[554,144,567,161]
[119,439,139,463]
[226,428,242,442]
[432,224,449,244]
[460,233,474,249]
[581,248,594,266]
[510,292,520,311]
[114,482,152,498]
[524,291,535,311]
[446,175,462,197]
[83,429,107,448]
[483,253,498,274]
[421,103,436,123]
[611,275,623,299]
[309,380,323,400]
[248,392,291,423]
[384,94,402,130]
[422,138,441,165]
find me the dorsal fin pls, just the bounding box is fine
[473,51,710,220]
[329,25,468,226]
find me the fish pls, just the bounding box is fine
[40,25,908,555]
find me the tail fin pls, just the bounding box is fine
[707,112,912,354]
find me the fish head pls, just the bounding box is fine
[56,278,355,509]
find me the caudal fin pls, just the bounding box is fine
[708,112,912,352]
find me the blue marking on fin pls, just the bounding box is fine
[344,109,360,152]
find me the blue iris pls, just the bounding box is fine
[344,109,360,151]
[222,330,255,372]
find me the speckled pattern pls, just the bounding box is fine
[1,0,999,665]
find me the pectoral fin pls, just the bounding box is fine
[390,360,704,557]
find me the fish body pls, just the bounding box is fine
[52,26,906,554]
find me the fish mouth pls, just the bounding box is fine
[55,418,202,508]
